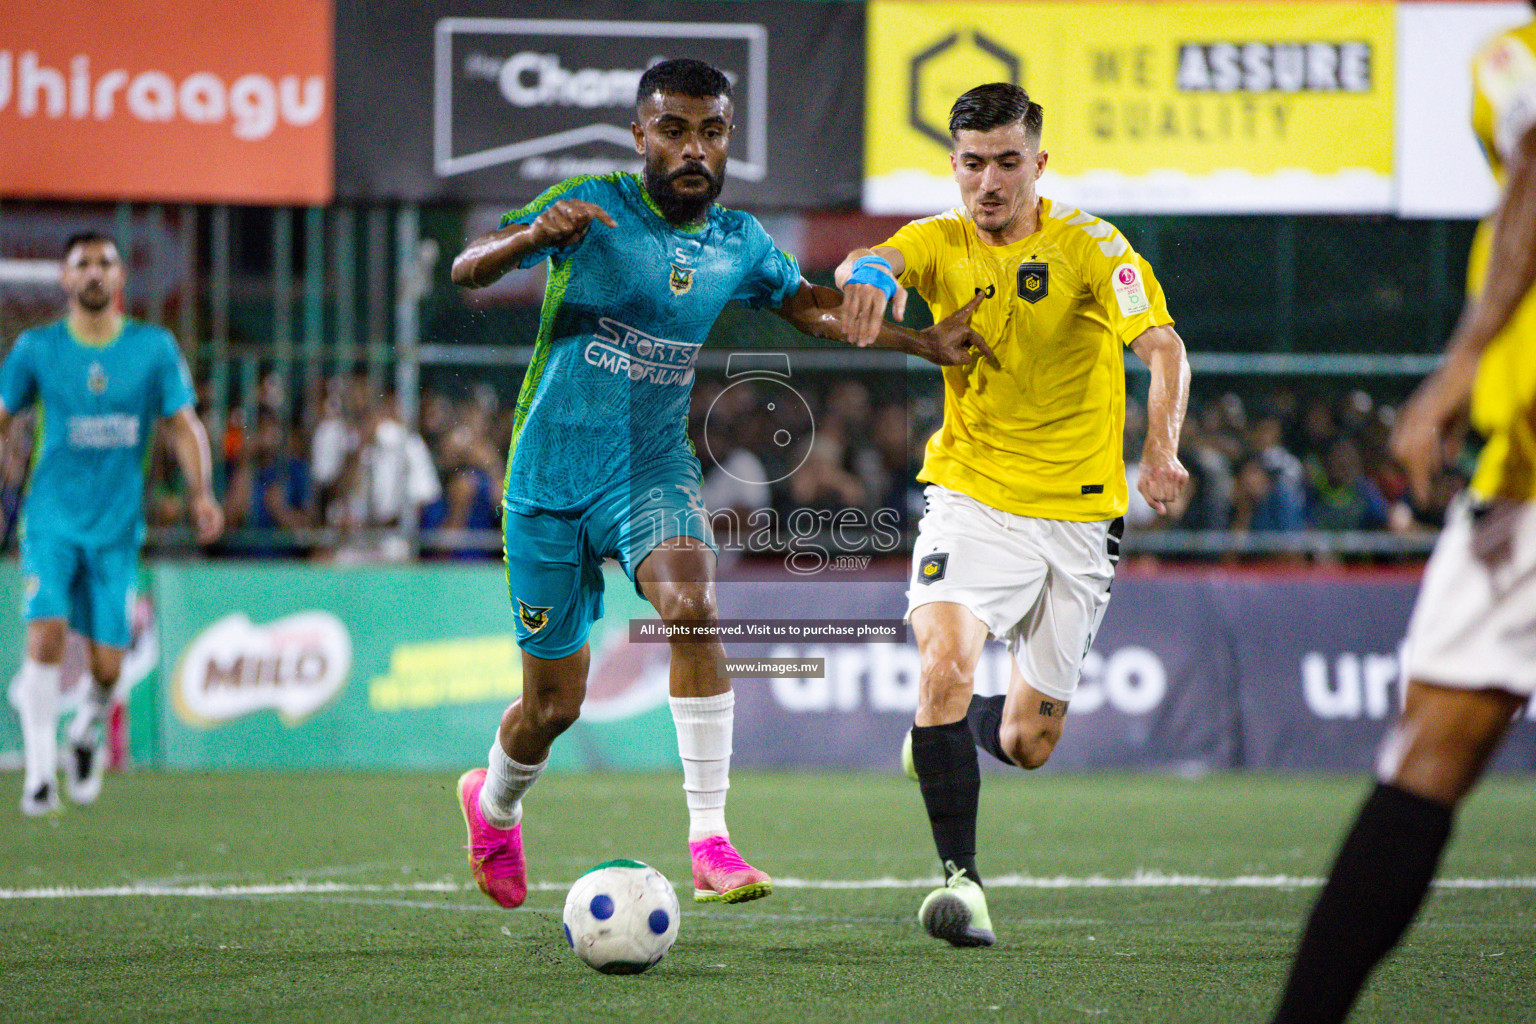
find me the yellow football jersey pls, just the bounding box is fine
[884,198,1173,519]
[1468,19,1536,500]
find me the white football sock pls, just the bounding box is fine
[670,691,734,842]
[479,740,545,829]
[67,681,111,748]
[14,660,61,795]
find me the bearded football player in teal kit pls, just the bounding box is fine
[0,233,223,815]
[450,59,994,909]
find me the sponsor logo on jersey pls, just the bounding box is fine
[918,552,947,584]
[87,361,108,395]
[516,598,552,634]
[668,263,694,296]
[1017,261,1048,303]
[1111,263,1150,317]
[583,317,701,386]
[67,414,139,449]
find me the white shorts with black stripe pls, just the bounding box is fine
[905,485,1121,702]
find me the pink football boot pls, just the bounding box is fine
[456,768,528,909]
[690,834,773,904]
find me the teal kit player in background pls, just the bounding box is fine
[450,58,993,908]
[0,233,223,815]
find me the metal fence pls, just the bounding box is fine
[0,200,1473,561]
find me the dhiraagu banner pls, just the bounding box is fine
[865,0,1396,214]
[153,562,673,771]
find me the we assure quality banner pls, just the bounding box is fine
[866,0,1397,215]
[0,0,334,204]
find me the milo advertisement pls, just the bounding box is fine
[153,562,674,771]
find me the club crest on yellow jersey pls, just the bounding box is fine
[516,598,552,634]
[1017,262,1048,303]
[668,263,694,296]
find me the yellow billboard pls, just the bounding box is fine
[866,1,1395,214]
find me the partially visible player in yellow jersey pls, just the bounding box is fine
[834,83,1191,949]
[1271,10,1536,1024]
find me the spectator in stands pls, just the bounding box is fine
[333,388,441,562]
[311,372,370,526]
[1306,436,1390,531]
[869,402,924,523]
[1247,413,1305,490]
[1178,416,1234,530]
[225,406,311,554]
[420,413,501,559]
[783,391,866,514]
[1296,394,1341,471]
[1231,456,1306,533]
[417,387,457,455]
[695,381,772,523]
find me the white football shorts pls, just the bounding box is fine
[905,485,1120,702]
[1400,495,1536,697]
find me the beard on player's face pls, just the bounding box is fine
[72,281,113,313]
[643,151,725,225]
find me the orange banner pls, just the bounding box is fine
[0,0,333,204]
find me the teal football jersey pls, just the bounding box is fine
[0,318,195,546]
[501,172,801,513]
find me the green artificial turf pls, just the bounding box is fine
[2,771,1532,1024]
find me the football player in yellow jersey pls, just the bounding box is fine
[835,83,1191,947]
[1272,10,1536,1024]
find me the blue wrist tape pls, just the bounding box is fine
[848,255,898,301]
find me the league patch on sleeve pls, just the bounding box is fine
[917,552,948,584]
[1479,35,1536,162]
[1111,263,1150,317]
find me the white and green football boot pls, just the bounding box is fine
[918,861,996,947]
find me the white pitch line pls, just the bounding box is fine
[2,872,1535,900]
[775,872,1536,890]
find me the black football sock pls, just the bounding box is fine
[965,694,1015,766]
[1271,782,1455,1024]
[910,720,982,886]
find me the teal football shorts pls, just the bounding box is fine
[502,457,717,659]
[21,530,137,648]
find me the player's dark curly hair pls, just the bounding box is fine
[62,231,116,259]
[636,58,732,107]
[948,83,1043,146]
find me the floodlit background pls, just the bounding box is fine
[2,4,1534,1022]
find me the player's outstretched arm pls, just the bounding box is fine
[164,407,224,544]
[1393,123,1536,502]
[1130,324,1192,515]
[833,246,909,348]
[773,280,995,367]
[451,200,617,289]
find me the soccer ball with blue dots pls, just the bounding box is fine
[562,859,681,974]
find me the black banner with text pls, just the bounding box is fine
[334,0,864,207]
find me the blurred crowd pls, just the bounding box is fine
[690,375,1469,548]
[0,369,1472,561]
[1124,383,1469,538]
[141,372,508,561]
